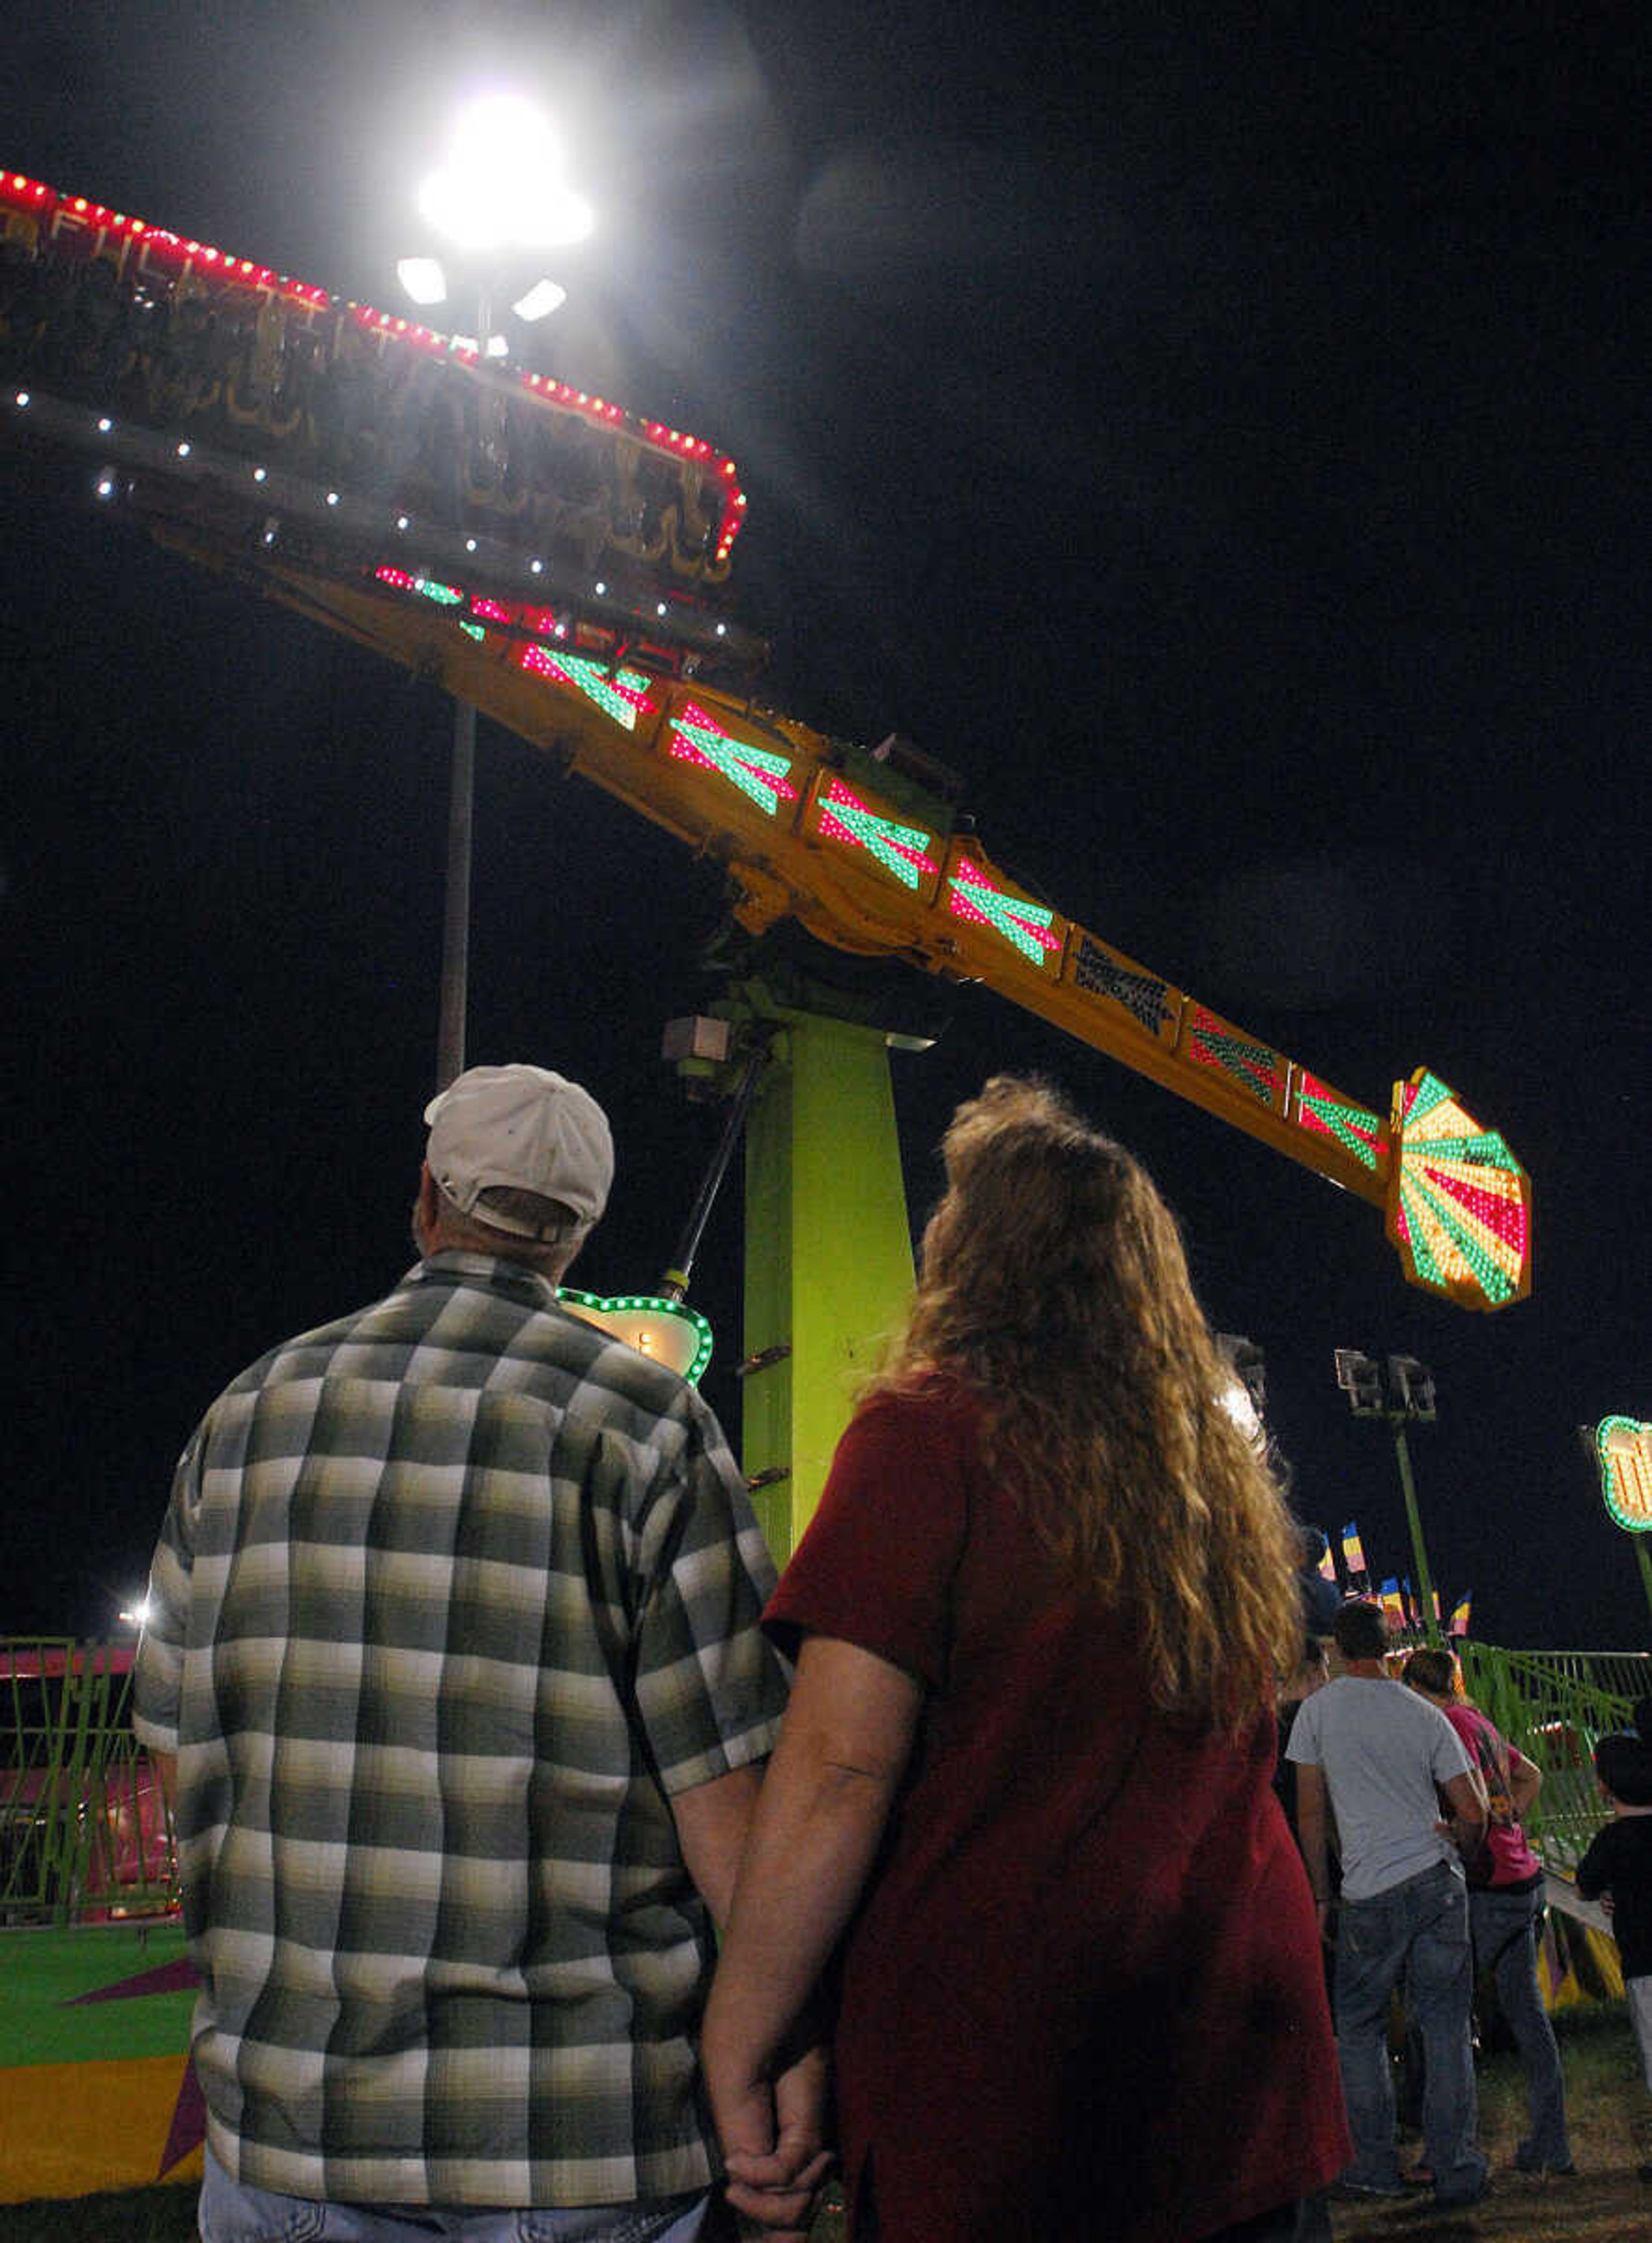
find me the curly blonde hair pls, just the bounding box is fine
[865,1075,1303,1733]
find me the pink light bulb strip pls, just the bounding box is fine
[0,166,747,559]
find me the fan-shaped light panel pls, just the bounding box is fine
[1384,1070,1532,1310]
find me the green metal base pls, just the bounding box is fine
[740,1004,916,1560]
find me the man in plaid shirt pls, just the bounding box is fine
[135,1064,823,2242]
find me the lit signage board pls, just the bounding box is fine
[1597,1417,1652,1534]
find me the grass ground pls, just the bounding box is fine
[2,2006,1645,2241]
[1330,2001,1649,2243]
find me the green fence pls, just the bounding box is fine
[1458,1643,1651,1872]
[0,1639,176,1926]
[3,1635,1647,1925]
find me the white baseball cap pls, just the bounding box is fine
[423,1064,613,1235]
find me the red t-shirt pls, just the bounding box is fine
[766,1381,1350,2243]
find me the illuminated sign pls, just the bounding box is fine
[816,779,938,889]
[1597,1418,1652,1534]
[1187,1007,1284,1108]
[947,858,1061,964]
[1385,1070,1532,1311]
[556,1290,714,1385]
[668,704,798,814]
[374,565,463,605]
[1297,1073,1384,1172]
[518,642,656,729]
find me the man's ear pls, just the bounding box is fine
[412,1162,441,1252]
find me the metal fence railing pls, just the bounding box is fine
[1456,1643,1652,1871]
[1,1638,176,1926]
[5,1635,1647,1923]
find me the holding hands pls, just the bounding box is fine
[708,2037,832,2240]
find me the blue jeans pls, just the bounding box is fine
[1470,1881,1571,2168]
[1335,1860,1487,2204]
[198,2147,711,2243]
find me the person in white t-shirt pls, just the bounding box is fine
[1287,1598,1489,2209]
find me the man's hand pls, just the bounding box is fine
[715,2041,832,2239]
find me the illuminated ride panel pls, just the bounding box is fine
[0,168,1532,1312]
[1597,1420,1652,1535]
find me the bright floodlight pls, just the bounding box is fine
[416,94,595,256]
[397,255,448,306]
[512,277,567,322]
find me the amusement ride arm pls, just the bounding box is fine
[0,163,1532,1312]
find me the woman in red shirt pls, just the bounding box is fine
[703,1075,1349,2241]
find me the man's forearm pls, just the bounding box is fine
[670,1762,764,1932]
[1295,1784,1332,1903]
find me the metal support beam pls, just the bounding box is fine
[740,1009,916,1560]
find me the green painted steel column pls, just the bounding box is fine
[1392,1420,1443,1647]
[741,1010,916,1561]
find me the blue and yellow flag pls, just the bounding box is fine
[1342,1521,1366,1575]
[1449,1592,1472,1638]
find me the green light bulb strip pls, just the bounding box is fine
[1296,1076,1382,1171]
[1397,1172,1518,1305]
[817,780,938,889]
[946,860,1060,964]
[669,705,798,814]
[1187,1009,1281,1106]
[556,1288,715,1385]
[518,642,655,731]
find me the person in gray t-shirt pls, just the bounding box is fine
[1289,1662,1473,1901]
[1286,1598,1489,2208]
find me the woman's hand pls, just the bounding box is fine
[702,1635,921,2237]
[709,2038,832,2237]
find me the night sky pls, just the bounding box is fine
[4,4,1649,1650]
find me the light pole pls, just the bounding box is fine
[397,96,594,1092]
[1335,1350,1442,1644]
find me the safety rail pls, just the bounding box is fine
[1457,1643,1650,1872]
[5,1637,1643,1920]
[0,1638,176,1926]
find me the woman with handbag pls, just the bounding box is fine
[1403,1646,1574,2176]
[702,1075,1349,2242]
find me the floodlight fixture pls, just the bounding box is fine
[1387,1354,1437,1422]
[397,255,448,307]
[1334,1348,1384,1417]
[512,277,568,323]
[415,93,595,258]
[1332,1347,1443,1642]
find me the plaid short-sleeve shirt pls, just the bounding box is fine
[133,1251,788,2208]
